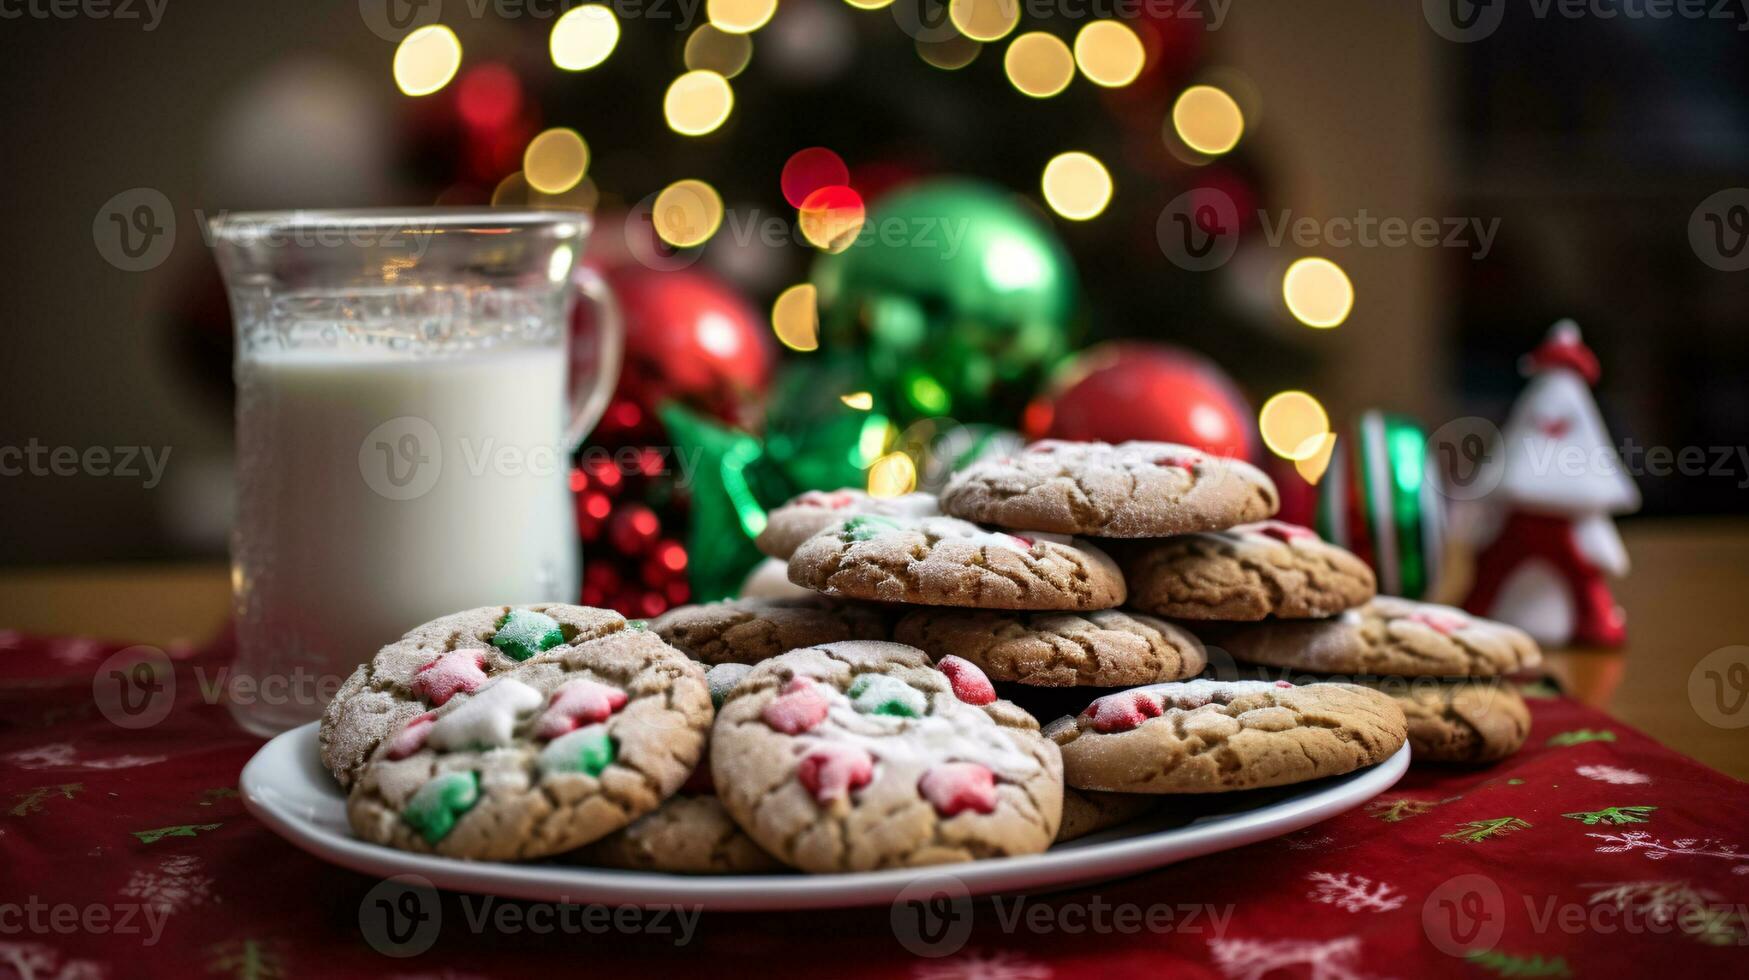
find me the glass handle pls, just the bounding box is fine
[565,265,624,450]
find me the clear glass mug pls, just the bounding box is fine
[210,210,621,736]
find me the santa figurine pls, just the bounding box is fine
[1464,320,1641,647]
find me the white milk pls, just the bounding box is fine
[231,347,577,733]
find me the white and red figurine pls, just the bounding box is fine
[1464,320,1640,647]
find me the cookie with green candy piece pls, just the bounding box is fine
[711,641,1062,872]
[755,488,940,559]
[346,620,711,861]
[572,660,784,874]
[493,608,565,661]
[402,771,480,845]
[320,603,629,790]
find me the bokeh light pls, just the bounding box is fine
[1073,21,1144,88]
[455,63,521,130]
[840,391,874,410]
[781,147,849,208]
[1282,257,1355,328]
[844,0,894,8]
[1259,391,1331,461]
[917,35,981,70]
[867,452,919,497]
[1004,32,1074,98]
[1172,85,1245,155]
[771,283,820,351]
[652,179,724,248]
[393,25,462,97]
[1294,432,1339,484]
[664,71,735,136]
[949,0,1019,42]
[1041,152,1112,221]
[799,185,866,252]
[523,128,589,194]
[550,5,619,71]
[708,0,777,33]
[684,25,754,78]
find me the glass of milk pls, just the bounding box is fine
[209,210,621,735]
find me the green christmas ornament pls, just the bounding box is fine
[660,402,780,603]
[762,354,889,494]
[813,180,1079,425]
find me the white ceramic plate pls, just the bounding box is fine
[242,722,1407,911]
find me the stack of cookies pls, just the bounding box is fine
[1086,449,1542,767]
[316,441,1537,875]
[703,440,1408,833]
[1200,597,1541,766]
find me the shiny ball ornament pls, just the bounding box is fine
[1025,342,1258,460]
[583,264,777,433]
[811,180,1079,426]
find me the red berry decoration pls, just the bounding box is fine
[936,656,996,706]
[608,503,661,556]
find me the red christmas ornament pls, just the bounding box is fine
[1026,341,1259,460]
[583,264,777,435]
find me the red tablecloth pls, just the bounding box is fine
[3,628,1746,979]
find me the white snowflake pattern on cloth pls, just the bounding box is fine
[1281,829,1353,852]
[1305,872,1405,913]
[1589,832,1749,873]
[0,941,106,980]
[912,950,1051,980]
[1576,764,1650,785]
[1208,936,1389,980]
[3,743,166,771]
[118,855,214,914]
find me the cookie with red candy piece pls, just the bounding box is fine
[1045,679,1405,793]
[571,663,782,873]
[787,515,1125,611]
[1202,597,1543,677]
[320,604,629,789]
[894,608,1206,687]
[941,440,1278,538]
[709,641,1062,872]
[1123,521,1376,621]
[755,489,939,559]
[346,623,711,861]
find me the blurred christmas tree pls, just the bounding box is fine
[380,0,1293,612]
